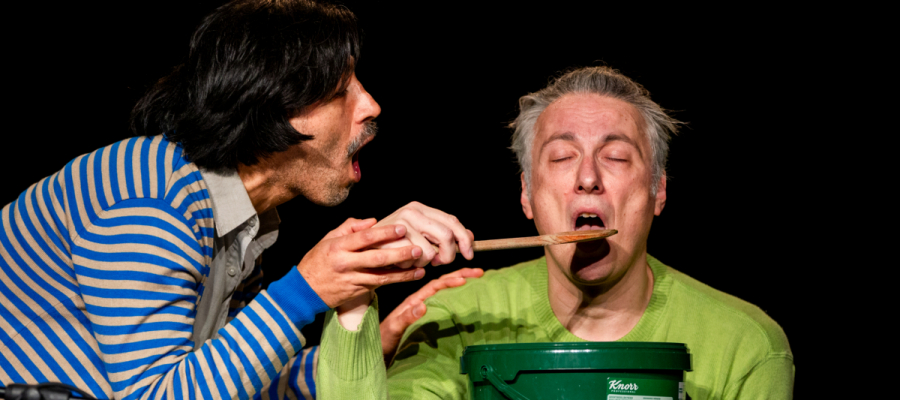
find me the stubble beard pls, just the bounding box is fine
[310,121,377,206]
[346,121,377,158]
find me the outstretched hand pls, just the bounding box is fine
[297,218,426,308]
[380,267,484,367]
[374,202,475,268]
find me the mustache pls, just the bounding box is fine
[346,121,377,158]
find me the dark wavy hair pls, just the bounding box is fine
[130,0,361,171]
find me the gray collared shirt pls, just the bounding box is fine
[193,167,281,348]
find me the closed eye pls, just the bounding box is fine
[552,157,573,162]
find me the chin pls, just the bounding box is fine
[570,261,616,285]
[321,186,351,207]
[304,182,351,207]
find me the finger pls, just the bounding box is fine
[451,267,484,279]
[350,218,378,232]
[408,275,466,304]
[411,220,456,266]
[358,267,426,287]
[389,207,457,266]
[404,227,437,268]
[385,300,426,333]
[406,269,470,303]
[339,225,407,251]
[420,209,475,261]
[377,238,417,269]
[351,245,423,269]
[413,277,464,302]
[323,217,365,240]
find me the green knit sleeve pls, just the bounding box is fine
[724,355,795,400]
[386,297,469,400]
[317,302,387,400]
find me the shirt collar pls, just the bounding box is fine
[199,167,259,237]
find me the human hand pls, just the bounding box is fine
[379,267,484,366]
[297,218,426,308]
[374,202,475,268]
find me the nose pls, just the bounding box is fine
[356,81,381,123]
[575,155,602,194]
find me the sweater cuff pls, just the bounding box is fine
[320,297,382,381]
[267,266,330,327]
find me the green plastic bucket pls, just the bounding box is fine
[460,342,691,400]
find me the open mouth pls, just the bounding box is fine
[574,212,606,231]
[348,123,377,182]
[574,211,610,256]
[351,150,361,181]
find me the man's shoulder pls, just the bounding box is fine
[654,258,791,356]
[55,135,209,227]
[80,135,202,204]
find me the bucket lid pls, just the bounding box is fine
[461,342,691,381]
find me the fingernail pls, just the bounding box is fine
[395,225,406,236]
[412,303,425,318]
[468,248,474,259]
[414,268,425,280]
[412,247,422,258]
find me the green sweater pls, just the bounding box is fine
[318,256,794,400]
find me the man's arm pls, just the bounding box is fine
[73,199,422,400]
[317,292,470,400]
[265,268,480,400]
[73,198,329,400]
[260,346,321,400]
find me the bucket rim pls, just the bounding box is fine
[460,342,693,380]
[462,341,688,353]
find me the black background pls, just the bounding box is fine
[5,1,840,397]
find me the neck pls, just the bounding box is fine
[546,251,654,341]
[237,161,290,215]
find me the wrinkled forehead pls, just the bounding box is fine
[532,93,647,155]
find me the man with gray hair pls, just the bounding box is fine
[316,66,794,400]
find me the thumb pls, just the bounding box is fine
[381,301,428,365]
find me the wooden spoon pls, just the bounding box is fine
[430,229,618,253]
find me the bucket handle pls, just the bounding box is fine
[480,365,530,400]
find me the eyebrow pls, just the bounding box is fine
[538,132,577,154]
[604,133,644,158]
[539,132,644,158]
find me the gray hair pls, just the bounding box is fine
[510,66,681,197]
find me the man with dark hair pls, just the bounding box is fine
[0,1,476,399]
[319,66,794,399]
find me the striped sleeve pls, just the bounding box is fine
[2,136,331,400]
[261,346,320,400]
[73,205,328,400]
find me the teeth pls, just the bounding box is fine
[580,213,598,218]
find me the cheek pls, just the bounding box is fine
[616,187,655,231]
[530,187,570,231]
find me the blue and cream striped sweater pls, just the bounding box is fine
[1,135,329,400]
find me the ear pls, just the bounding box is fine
[520,172,534,219]
[654,174,667,216]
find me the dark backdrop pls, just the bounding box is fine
[5,1,831,397]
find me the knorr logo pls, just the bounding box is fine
[609,380,639,391]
